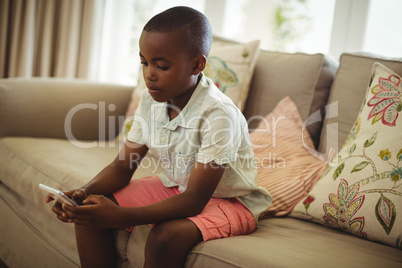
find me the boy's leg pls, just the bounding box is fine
[144,218,202,268]
[75,224,117,268]
[75,194,118,268]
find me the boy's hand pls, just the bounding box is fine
[62,195,124,230]
[46,189,88,222]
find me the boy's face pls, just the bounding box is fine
[139,30,199,109]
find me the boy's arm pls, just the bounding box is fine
[63,161,225,229]
[80,141,149,196]
[48,141,148,223]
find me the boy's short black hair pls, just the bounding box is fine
[143,6,213,58]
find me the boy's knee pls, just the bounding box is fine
[145,220,202,266]
[146,223,177,253]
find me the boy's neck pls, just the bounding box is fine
[168,103,179,121]
[167,74,202,120]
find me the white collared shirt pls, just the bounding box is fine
[127,75,272,219]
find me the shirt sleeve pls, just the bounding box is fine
[196,103,246,165]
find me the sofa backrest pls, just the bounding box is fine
[0,78,133,140]
[243,50,338,148]
[318,53,402,154]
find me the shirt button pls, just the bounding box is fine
[161,137,167,143]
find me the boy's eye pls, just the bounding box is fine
[140,62,148,66]
[158,65,169,71]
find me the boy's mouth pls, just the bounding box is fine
[147,85,160,95]
[147,84,158,90]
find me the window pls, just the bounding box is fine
[363,0,402,57]
[92,0,205,86]
[116,0,336,85]
[216,0,336,54]
[95,0,400,86]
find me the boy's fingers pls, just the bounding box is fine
[83,195,100,205]
[51,203,71,222]
[62,203,94,217]
[52,202,63,214]
[71,189,87,204]
[45,194,54,203]
[51,205,58,214]
[62,203,77,214]
[56,215,70,222]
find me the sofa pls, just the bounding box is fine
[1,40,402,267]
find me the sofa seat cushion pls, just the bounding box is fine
[123,217,402,268]
[0,182,80,267]
[0,137,120,267]
[0,137,119,208]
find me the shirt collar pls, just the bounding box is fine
[154,74,210,130]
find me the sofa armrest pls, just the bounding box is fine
[0,78,133,140]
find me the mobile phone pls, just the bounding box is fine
[39,184,78,206]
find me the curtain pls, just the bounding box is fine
[0,0,103,79]
[91,0,136,85]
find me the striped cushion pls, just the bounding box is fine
[251,97,330,217]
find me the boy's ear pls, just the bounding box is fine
[192,55,207,75]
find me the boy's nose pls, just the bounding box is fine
[144,67,156,82]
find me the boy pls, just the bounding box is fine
[48,6,271,268]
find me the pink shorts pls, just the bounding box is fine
[113,176,257,241]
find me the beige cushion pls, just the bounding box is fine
[0,137,117,209]
[0,137,160,208]
[124,217,402,268]
[0,183,80,267]
[319,53,402,154]
[244,51,338,148]
[292,63,402,248]
[0,137,118,267]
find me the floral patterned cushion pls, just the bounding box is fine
[291,63,402,248]
[203,40,260,111]
[118,40,260,144]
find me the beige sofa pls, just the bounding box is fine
[1,48,402,267]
